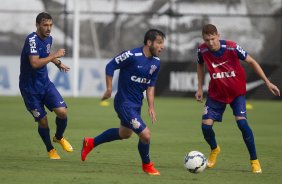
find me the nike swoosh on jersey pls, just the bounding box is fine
[211,61,229,68]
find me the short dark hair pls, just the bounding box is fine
[144,29,165,45]
[202,24,218,36]
[36,12,52,24]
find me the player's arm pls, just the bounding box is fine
[146,86,157,124]
[195,50,205,102]
[29,49,65,69]
[101,58,118,101]
[51,58,70,72]
[244,55,280,96]
[101,75,113,101]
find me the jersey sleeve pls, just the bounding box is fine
[26,35,39,56]
[235,44,248,60]
[105,50,134,76]
[197,48,204,64]
[148,63,160,87]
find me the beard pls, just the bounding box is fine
[149,45,157,57]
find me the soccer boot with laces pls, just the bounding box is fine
[53,136,73,152]
[81,138,95,161]
[207,145,221,168]
[142,162,160,176]
[48,149,61,159]
[251,159,262,173]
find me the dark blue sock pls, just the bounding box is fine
[94,128,121,147]
[38,126,53,152]
[55,117,67,140]
[202,124,217,150]
[138,140,150,164]
[236,119,257,160]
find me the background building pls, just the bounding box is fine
[0,0,281,99]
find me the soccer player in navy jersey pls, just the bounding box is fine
[19,12,73,159]
[81,29,165,175]
[195,24,280,173]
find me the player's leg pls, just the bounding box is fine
[94,125,129,147]
[52,107,73,152]
[202,97,225,168]
[20,89,59,159]
[128,114,160,176]
[81,126,128,161]
[44,83,73,152]
[53,107,67,140]
[202,119,221,168]
[138,127,159,176]
[38,116,60,159]
[81,102,130,161]
[231,95,262,173]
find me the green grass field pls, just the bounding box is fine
[0,96,281,184]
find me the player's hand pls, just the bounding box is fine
[148,107,157,124]
[101,89,112,101]
[266,82,280,96]
[59,63,70,72]
[195,89,204,102]
[54,49,66,58]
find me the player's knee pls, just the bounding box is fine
[140,136,151,144]
[119,130,133,139]
[139,129,151,144]
[119,126,133,139]
[120,133,132,139]
[55,108,67,119]
[38,116,48,128]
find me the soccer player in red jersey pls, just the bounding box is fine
[195,24,280,173]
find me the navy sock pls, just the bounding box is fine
[38,126,53,152]
[236,119,257,160]
[94,128,121,147]
[202,124,217,150]
[55,117,67,140]
[138,140,150,164]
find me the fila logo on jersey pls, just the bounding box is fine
[212,71,236,79]
[115,51,133,64]
[131,76,151,84]
[29,35,37,54]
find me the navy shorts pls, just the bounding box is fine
[202,95,247,122]
[114,101,146,134]
[20,83,67,121]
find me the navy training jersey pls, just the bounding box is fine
[19,32,52,94]
[106,47,160,107]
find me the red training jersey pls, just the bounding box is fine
[197,40,247,103]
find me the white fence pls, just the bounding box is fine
[0,56,118,97]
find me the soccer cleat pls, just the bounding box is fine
[48,149,61,159]
[81,138,95,161]
[142,162,160,176]
[207,145,221,168]
[251,159,262,173]
[53,136,73,152]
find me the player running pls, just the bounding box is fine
[19,12,73,159]
[195,24,280,173]
[81,29,165,176]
